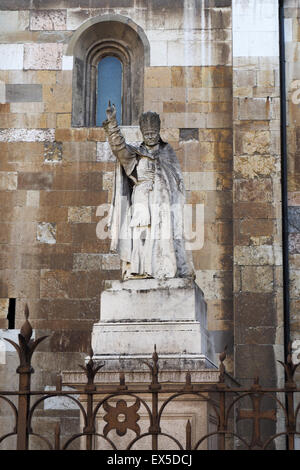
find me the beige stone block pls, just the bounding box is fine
[270,130,281,156]
[26,190,40,208]
[145,67,171,88]
[0,172,17,190]
[66,8,90,30]
[206,112,231,129]
[96,142,116,163]
[0,298,8,322]
[145,87,186,103]
[160,128,179,141]
[234,69,256,88]
[233,97,239,119]
[198,129,232,143]
[234,155,277,178]
[63,141,97,162]
[68,206,92,223]
[269,119,280,131]
[253,86,280,99]
[56,70,73,86]
[195,270,232,300]
[271,97,281,120]
[102,172,114,192]
[285,42,300,63]
[166,40,231,67]
[87,128,106,142]
[234,267,241,293]
[9,222,36,244]
[36,71,57,84]
[241,266,274,293]
[144,99,163,114]
[233,86,254,98]
[43,84,72,113]
[0,71,8,83]
[73,253,102,271]
[289,270,300,298]
[120,127,142,141]
[56,113,71,128]
[0,113,56,129]
[275,265,283,289]
[0,80,5,104]
[239,98,271,120]
[2,142,43,163]
[288,191,300,206]
[257,70,275,87]
[161,113,206,128]
[187,87,232,103]
[10,102,45,114]
[290,255,300,270]
[234,245,282,266]
[183,172,217,191]
[101,254,120,270]
[2,269,40,298]
[241,130,271,155]
[186,191,207,205]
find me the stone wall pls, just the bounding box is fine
[285,0,300,381]
[0,0,234,392]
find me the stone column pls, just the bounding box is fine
[232,0,285,448]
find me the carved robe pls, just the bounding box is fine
[104,119,194,280]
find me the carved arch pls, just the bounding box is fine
[67,14,150,127]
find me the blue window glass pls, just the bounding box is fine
[96,56,122,126]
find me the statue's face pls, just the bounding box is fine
[142,129,160,147]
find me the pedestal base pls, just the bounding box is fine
[91,278,215,367]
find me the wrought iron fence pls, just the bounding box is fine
[0,305,299,450]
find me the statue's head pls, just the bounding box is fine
[139,111,161,147]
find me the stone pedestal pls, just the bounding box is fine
[64,282,220,449]
[91,278,215,368]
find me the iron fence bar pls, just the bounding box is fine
[54,423,61,451]
[218,388,226,450]
[286,389,295,450]
[186,420,191,450]
[16,366,31,450]
[0,386,299,396]
[85,390,95,450]
[81,348,100,451]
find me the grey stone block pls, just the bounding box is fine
[288,207,300,233]
[179,128,199,142]
[5,84,42,103]
[44,142,63,162]
[209,330,233,354]
[289,233,300,254]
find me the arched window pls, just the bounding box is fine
[96,56,122,126]
[67,14,150,127]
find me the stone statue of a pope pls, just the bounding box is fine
[103,102,194,280]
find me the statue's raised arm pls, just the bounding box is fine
[102,101,137,178]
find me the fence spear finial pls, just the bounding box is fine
[20,304,33,344]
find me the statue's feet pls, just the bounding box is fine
[123,272,153,281]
